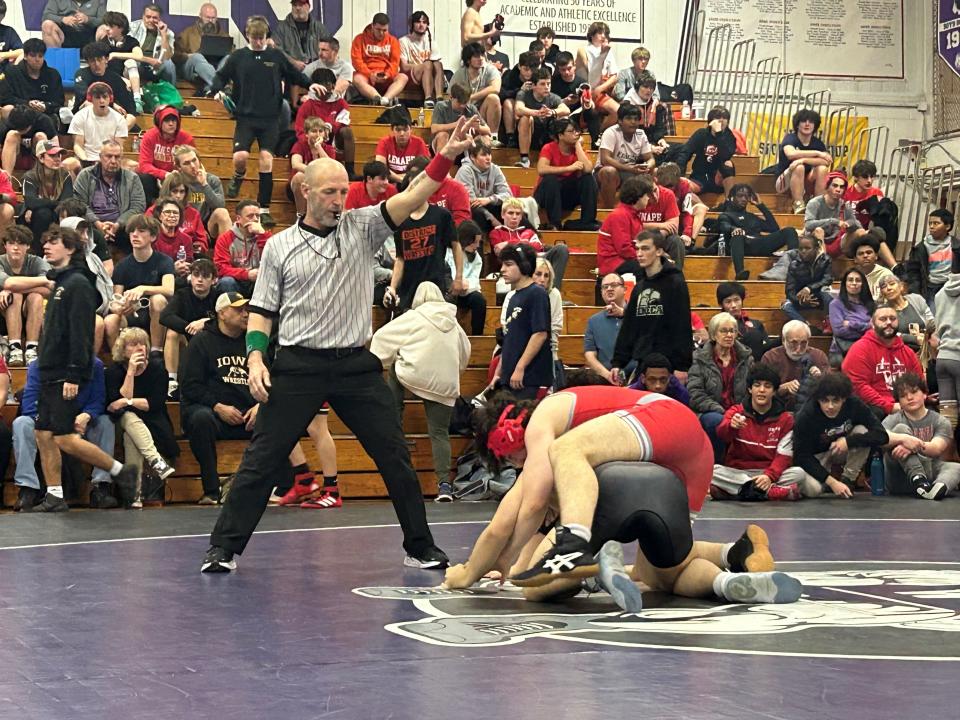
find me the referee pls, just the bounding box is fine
[201,116,484,574]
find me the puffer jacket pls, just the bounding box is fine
[687,340,754,414]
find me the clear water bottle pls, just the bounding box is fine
[870,455,885,496]
[716,233,726,256]
[681,100,691,119]
[176,245,187,263]
[132,132,142,152]
[418,106,425,127]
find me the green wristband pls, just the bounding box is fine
[246,330,269,357]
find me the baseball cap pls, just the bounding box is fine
[58,216,89,232]
[291,0,310,5]
[215,292,249,312]
[35,139,64,158]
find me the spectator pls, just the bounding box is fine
[455,139,511,231]
[637,182,685,268]
[532,117,598,230]
[792,372,888,499]
[105,327,177,506]
[624,70,675,158]
[489,197,569,287]
[160,257,218,398]
[574,21,619,125]
[41,0,105,49]
[137,106,194,206]
[0,39,64,122]
[0,225,50,365]
[805,171,876,263]
[71,41,137,122]
[483,34,508,73]
[843,159,884,229]
[449,220,486,336]
[213,200,270,297]
[775,108,832,215]
[56,211,113,300]
[345,160,397,209]
[629,352,688,404]
[883,373,959,500]
[760,320,829,412]
[529,257,564,378]
[583,272,628,382]
[127,4,176,85]
[595,102,654,208]
[461,0,502,47]
[688,311,754,461]
[214,16,322,228]
[288,116,334,215]
[372,281,470,503]
[501,52,540,149]
[852,233,896,302]
[351,12,407,107]
[13,357,114,510]
[515,67,569,167]
[551,50,602,150]
[611,231,692,384]
[399,11,443,107]
[67,82,128,164]
[876,275,935,354]
[172,3,238,97]
[303,37,353,98]
[73,138,145,252]
[536,26,560,65]
[612,46,652,102]
[404,155,472,224]
[711,364,805,501]
[152,198,194,274]
[906,208,958,309]
[716,183,799,281]
[105,213,174,351]
[715,281,771,361]
[781,233,833,325]
[375,117,429,184]
[596,175,654,280]
[0,1,21,72]
[101,10,158,113]
[273,0,328,70]
[147,171,210,255]
[935,273,960,432]
[829,267,875,367]
[656,162,708,250]
[294,67,356,177]
[21,139,73,245]
[842,305,923,418]
[432,84,490,155]
[174,145,232,240]
[675,106,737,195]
[0,104,55,175]
[451,42,502,146]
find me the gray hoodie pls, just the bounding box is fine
[804,195,860,240]
[935,274,960,362]
[454,157,512,203]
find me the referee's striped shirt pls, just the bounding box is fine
[250,204,397,349]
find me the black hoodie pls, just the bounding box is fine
[180,321,256,412]
[611,261,693,372]
[160,286,220,335]
[0,61,65,115]
[793,395,888,484]
[38,263,99,384]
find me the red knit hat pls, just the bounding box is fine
[826,170,848,189]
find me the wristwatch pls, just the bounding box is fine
[126,398,133,407]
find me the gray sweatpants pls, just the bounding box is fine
[883,422,960,496]
[712,465,808,497]
[796,427,873,497]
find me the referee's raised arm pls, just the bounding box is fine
[383,115,482,228]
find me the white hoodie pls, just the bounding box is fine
[371,301,471,405]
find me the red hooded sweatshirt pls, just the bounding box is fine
[841,330,923,414]
[147,203,209,254]
[350,24,400,79]
[138,106,195,180]
[597,202,643,275]
[716,401,794,482]
[488,225,544,252]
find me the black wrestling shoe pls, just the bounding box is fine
[727,524,774,573]
[510,526,597,587]
[201,546,237,573]
[25,493,69,513]
[403,545,449,570]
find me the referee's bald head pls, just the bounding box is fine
[305,158,348,186]
[304,158,350,227]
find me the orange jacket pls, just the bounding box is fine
[350,24,400,78]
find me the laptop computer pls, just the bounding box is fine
[198,35,233,64]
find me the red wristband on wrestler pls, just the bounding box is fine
[425,154,454,183]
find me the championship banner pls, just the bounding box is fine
[492,0,643,42]
[938,0,960,78]
[749,112,870,169]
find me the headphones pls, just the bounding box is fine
[86,81,114,105]
[487,404,529,459]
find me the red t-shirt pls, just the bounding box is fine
[290,138,337,163]
[640,185,680,225]
[344,180,398,209]
[843,185,883,229]
[536,141,580,186]
[428,177,471,224]
[375,135,429,176]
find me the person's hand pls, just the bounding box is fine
[102,221,118,238]
[753,474,772,491]
[28,100,45,112]
[809,365,822,379]
[451,278,467,296]
[0,290,11,310]
[243,403,259,432]
[128,349,147,375]
[509,365,525,389]
[292,59,306,71]
[248,355,271,403]
[674,370,688,384]
[796,287,813,304]
[107,398,128,412]
[124,287,145,304]
[74,412,91,435]
[23,209,32,224]
[383,286,398,308]
[439,115,482,160]
[891,445,912,461]
[62,382,78,401]
[157,20,167,33]
[650,144,665,156]
[245,220,265,236]
[838,220,849,230]
[730,412,748,430]
[681,234,693,248]
[826,476,853,498]
[782,379,800,395]
[731,227,746,236]
[829,436,848,457]
[174,259,191,276]
[470,197,490,208]
[522,81,534,93]
[708,118,724,133]
[570,160,585,172]
[196,164,207,186]
[812,227,825,241]
[185,318,208,335]
[605,302,623,318]
[442,563,474,590]
[248,268,259,282]
[214,403,245,425]
[74,12,88,24]
[609,367,622,386]
[898,435,924,453]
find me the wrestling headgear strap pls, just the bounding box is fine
[486,404,529,459]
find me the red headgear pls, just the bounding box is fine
[486,404,529,459]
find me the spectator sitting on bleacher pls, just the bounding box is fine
[536,26,560,66]
[829,268,874,368]
[105,213,174,354]
[67,82,128,164]
[0,166,16,233]
[500,52,540,149]
[273,0,328,71]
[805,171,874,263]
[451,42,502,146]
[637,182,684,267]
[781,233,833,326]
[0,1,21,72]
[304,37,354,99]
[127,4,176,86]
[172,3,239,98]
[350,12,407,107]
[0,39,64,123]
[551,50,601,151]
[656,162,708,250]
[105,326,177,506]
[173,145,231,241]
[404,155,472,224]
[41,0,104,49]
[852,232,895,302]
[843,159,884,227]
[399,11,443,109]
[22,139,73,246]
[432,83,490,155]
[531,257,564,378]
[0,104,55,175]
[13,356,113,510]
[760,320,828,412]
[213,200,269,298]
[624,71,675,158]
[146,171,209,255]
[137,105,194,206]
[583,272,627,382]
[483,34,508,73]
[876,275,935,354]
[906,208,958,309]
[629,353,687,404]
[101,11,159,114]
[675,105,737,195]
[716,183,799,281]
[295,68,356,177]
[455,139,512,232]
[515,67,570,169]
[152,198,194,276]
[289,116,334,215]
[73,138,145,252]
[71,41,137,125]
[527,40,548,72]
[574,22,619,127]
[612,46,652,103]
[489,197,569,288]
[775,109,831,216]
[160,257,219,399]
[345,160,397,209]
[376,116,429,184]
[532,117,598,231]
[449,220,486,336]
[716,280,771,361]
[0,225,50,365]
[595,175,653,284]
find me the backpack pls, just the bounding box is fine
[452,449,517,500]
[141,80,184,111]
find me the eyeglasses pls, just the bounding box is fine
[785,339,809,347]
[716,327,737,335]
[159,209,180,216]
[600,282,623,290]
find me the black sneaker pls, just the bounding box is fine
[89,483,119,509]
[114,463,140,507]
[226,176,242,198]
[259,211,277,228]
[509,526,597,587]
[25,493,69,513]
[916,479,947,501]
[148,456,175,481]
[200,546,237,573]
[13,486,41,512]
[403,545,449,569]
[727,524,774,573]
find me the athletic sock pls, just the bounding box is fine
[712,571,732,599]
[151,346,162,354]
[25,341,37,349]
[109,461,124,476]
[47,485,64,498]
[520,153,529,161]
[257,172,273,208]
[323,474,338,489]
[292,464,312,483]
[566,523,591,543]
[9,340,21,349]
[719,542,734,569]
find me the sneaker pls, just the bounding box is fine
[792,200,806,215]
[134,97,144,114]
[24,346,37,364]
[24,493,69,513]
[504,134,519,148]
[719,571,803,604]
[766,483,801,501]
[300,490,342,509]
[509,526,597,587]
[424,98,435,109]
[489,137,504,149]
[515,157,530,168]
[167,378,179,400]
[226,176,242,198]
[13,485,41,512]
[277,475,322,506]
[726,524,774,573]
[378,95,392,107]
[259,211,277,228]
[597,541,643,613]
[267,485,284,504]
[197,494,219,506]
[88,483,118,509]
[403,545,449,569]
[200,546,237,574]
[735,269,750,281]
[113,463,140,507]
[6,346,23,366]
[148,456,175,481]
[916,479,947,501]
[434,482,454,503]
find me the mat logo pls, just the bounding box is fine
[353,566,960,660]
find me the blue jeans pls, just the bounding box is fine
[699,411,726,463]
[781,289,834,323]
[13,414,116,489]
[156,58,176,84]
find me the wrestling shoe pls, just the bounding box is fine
[766,483,801,501]
[404,545,450,570]
[24,493,69,513]
[300,490,342,509]
[509,526,598,587]
[716,571,803,604]
[597,541,643,613]
[726,524,774,573]
[201,546,237,574]
[915,478,947,501]
[434,481,454,502]
[277,474,321,506]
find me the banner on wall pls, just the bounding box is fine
[699,0,903,79]
[493,0,643,42]
[938,0,960,78]
[749,112,870,168]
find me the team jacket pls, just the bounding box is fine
[716,400,794,482]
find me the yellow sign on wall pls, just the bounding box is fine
[748,113,870,171]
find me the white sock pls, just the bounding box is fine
[109,461,124,476]
[151,346,162,354]
[566,523,591,543]
[47,485,63,498]
[719,542,734,569]
[712,571,732,599]
[169,372,177,380]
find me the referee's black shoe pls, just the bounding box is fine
[201,546,237,573]
[403,545,449,570]
[509,526,598,587]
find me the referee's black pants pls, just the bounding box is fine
[211,346,436,556]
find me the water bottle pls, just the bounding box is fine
[681,100,691,120]
[870,455,885,496]
[176,245,187,263]
[716,233,726,256]
[132,132,142,152]
[418,106,425,127]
